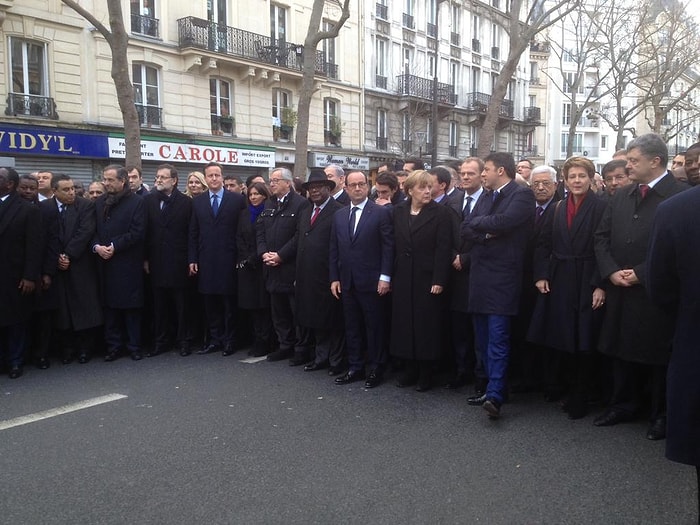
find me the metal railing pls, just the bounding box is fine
[524,106,541,122]
[211,115,234,135]
[177,17,335,77]
[449,145,458,157]
[472,39,481,52]
[136,104,162,127]
[402,13,415,29]
[131,13,159,38]
[465,92,514,118]
[376,137,388,150]
[451,32,460,46]
[427,22,437,38]
[397,73,457,105]
[5,93,58,119]
[376,75,388,89]
[376,3,388,20]
[402,139,413,152]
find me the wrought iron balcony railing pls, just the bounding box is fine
[427,22,437,38]
[449,145,458,157]
[376,3,388,20]
[465,92,514,118]
[451,32,460,46]
[5,93,58,119]
[376,75,388,89]
[397,74,457,105]
[177,17,335,78]
[524,106,541,123]
[402,13,415,29]
[402,139,413,152]
[211,115,235,135]
[376,137,388,150]
[131,13,159,38]
[136,104,162,127]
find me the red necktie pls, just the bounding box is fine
[639,184,649,199]
[310,206,321,225]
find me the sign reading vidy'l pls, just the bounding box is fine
[0,126,109,157]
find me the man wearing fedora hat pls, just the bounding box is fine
[295,169,346,372]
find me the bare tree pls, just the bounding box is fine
[293,0,350,180]
[62,0,141,168]
[476,0,581,159]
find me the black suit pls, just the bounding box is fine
[145,189,193,352]
[189,189,245,351]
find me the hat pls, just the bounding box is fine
[302,168,335,190]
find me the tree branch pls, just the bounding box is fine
[61,0,114,46]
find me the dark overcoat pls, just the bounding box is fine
[42,197,102,330]
[594,173,687,364]
[295,198,344,329]
[35,198,61,312]
[647,186,700,466]
[188,190,245,295]
[256,191,310,294]
[0,192,42,326]
[236,206,269,310]
[462,180,535,316]
[390,200,452,361]
[144,189,192,288]
[528,191,606,353]
[93,192,146,309]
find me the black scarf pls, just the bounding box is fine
[103,186,131,221]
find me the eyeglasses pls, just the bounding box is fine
[154,174,173,180]
[269,178,284,185]
[347,182,368,189]
[531,181,554,188]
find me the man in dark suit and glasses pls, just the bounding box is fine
[462,152,535,418]
[329,170,394,388]
[188,161,245,356]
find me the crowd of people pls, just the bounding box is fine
[1,134,699,513]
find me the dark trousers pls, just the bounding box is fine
[104,308,142,354]
[32,310,55,360]
[312,327,345,367]
[450,310,478,378]
[0,322,28,367]
[58,327,97,360]
[610,358,667,422]
[473,314,512,404]
[249,308,274,354]
[342,289,388,373]
[269,292,297,351]
[152,286,190,349]
[203,293,236,349]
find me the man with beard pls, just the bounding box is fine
[93,165,146,361]
[144,164,193,357]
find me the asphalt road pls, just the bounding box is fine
[1,351,696,524]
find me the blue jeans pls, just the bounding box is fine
[473,314,512,404]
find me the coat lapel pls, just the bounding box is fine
[0,193,22,237]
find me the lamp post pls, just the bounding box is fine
[675,105,680,155]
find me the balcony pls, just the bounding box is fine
[530,41,550,53]
[376,137,388,150]
[427,22,437,38]
[136,104,162,127]
[451,32,460,46]
[465,92,514,118]
[402,139,413,152]
[177,17,336,78]
[5,93,58,119]
[472,39,481,53]
[376,3,388,20]
[211,115,235,135]
[491,46,500,60]
[449,145,458,157]
[396,74,457,105]
[561,145,600,157]
[324,116,342,146]
[524,145,539,156]
[402,13,415,29]
[376,75,388,89]
[131,13,159,38]
[524,106,541,124]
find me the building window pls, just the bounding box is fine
[562,103,571,126]
[6,38,57,119]
[321,20,337,78]
[133,63,161,127]
[601,135,608,150]
[564,72,584,95]
[376,38,388,89]
[210,78,234,136]
[324,98,341,146]
[449,120,459,157]
[270,4,287,44]
[272,89,293,141]
[130,0,159,37]
[401,112,412,152]
[377,109,388,150]
[561,133,583,154]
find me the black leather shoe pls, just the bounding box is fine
[444,374,468,390]
[328,365,345,376]
[178,344,191,357]
[335,369,365,385]
[104,351,119,362]
[396,370,418,388]
[267,348,293,362]
[78,354,90,364]
[646,417,666,440]
[9,366,23,379]
[304,361,329,372]
[61,357,73,365]
[593,409,633,427]
[483,398,502,419]
[197,344,221,355]
[467,394,487,406]
[36,357,50,369]
[131,352,143,361]
[222,345,236,356]
[365,371,382,388]
[289,353,310,366]
[146,347,163,358]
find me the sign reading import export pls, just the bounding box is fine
[108,138,275,168]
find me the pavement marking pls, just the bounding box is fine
[0,393,128,431]
[240,356,267,364]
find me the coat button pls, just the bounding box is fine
[633,214,639,219]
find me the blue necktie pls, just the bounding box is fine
[212,193,219,216]
[492,190,499,203]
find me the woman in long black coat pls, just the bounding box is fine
[528,156,607,419]
[390,170,452,391]
[236,182,274,357]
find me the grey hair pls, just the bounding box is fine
[325,164,345,179]
[531,165,557,183]
[271,167,293,182]
[627,133,668,166]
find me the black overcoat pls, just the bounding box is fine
[528,191,606,353]
[236,207,269,310]
[43,197,102,331]
[0,192,42,326]
[256,191,310,294]
[390,200,452,361]
[188,190,245,295]
[594,173,687,364]
[144,189,192,289]
[295,198,344,329]
[93,192,146,309]
[647,186,700,466]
